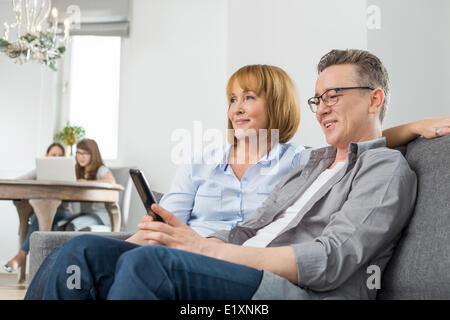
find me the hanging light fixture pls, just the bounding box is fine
[0,0,75,71]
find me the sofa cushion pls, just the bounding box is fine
[378,135,450,299]
[29,231,133,282]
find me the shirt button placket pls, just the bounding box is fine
[237,181,243,224]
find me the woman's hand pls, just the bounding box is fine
[136,204,215,256]
[413,116,450,139]
[77,178,87,182]
[383,115,450,147]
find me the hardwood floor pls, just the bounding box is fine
[0,273,27,300]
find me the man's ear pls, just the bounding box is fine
[368,88,384,115]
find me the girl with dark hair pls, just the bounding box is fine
[46,142,66,157]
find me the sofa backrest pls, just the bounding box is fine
[378,135,450,299]
[109,167,165,231]
[110,167,133,231]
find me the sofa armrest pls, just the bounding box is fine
[29,231,133,282]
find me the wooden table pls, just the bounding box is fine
[0,179,124,283]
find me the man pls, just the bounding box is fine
[26,49,417,300]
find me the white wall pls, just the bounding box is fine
[0,0,58,268]
[117,0,229,231]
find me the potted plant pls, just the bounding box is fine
[54,122,86,156]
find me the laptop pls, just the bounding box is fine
[35,157,77,182]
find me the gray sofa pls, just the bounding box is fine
[28,135,450,299]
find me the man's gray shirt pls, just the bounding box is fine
[210,138,417,299]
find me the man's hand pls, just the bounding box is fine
[125,205,298,284]
[125,214,160,245]
[125,223,152,245]
[132,204,216,256]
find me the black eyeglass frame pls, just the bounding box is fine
[307,86,375,113]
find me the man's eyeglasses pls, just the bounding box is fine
[307,86,375,113]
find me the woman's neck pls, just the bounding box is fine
[231,137,272,165]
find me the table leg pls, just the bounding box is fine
[104,202,121,232]
[29,199,61,231]
[13,200,34,284]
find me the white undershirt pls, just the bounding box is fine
[242,162,346,248]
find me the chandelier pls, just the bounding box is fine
[0,0,75,71]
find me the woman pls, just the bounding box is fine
[130,64,450,242]
[4,142,71,272]
[57,138,116,232]
[152,65,304,238]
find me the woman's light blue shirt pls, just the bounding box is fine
[159,143,307,237]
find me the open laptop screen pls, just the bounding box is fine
[35,157,77,182]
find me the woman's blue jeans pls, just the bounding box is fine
[25,234,263,300]
[21,209,71,253]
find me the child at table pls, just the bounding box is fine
[54,138,116,232]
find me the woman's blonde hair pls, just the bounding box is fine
[226,64,300,144]
[75,138,105,180]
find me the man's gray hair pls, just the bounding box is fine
[317,49,390,123]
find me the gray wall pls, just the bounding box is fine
[367,0,450,130]
[227,0,368,149]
